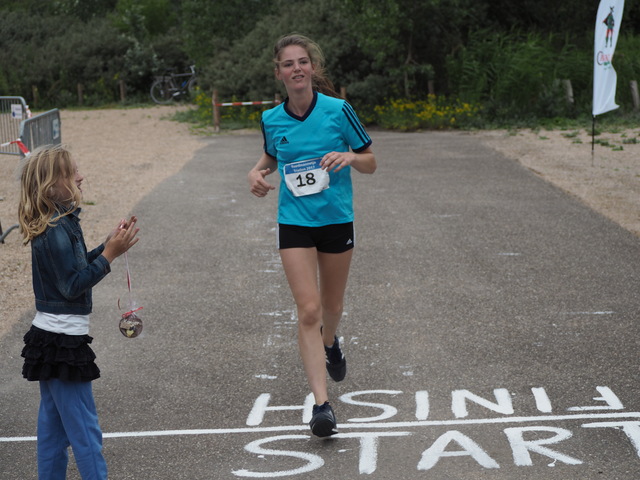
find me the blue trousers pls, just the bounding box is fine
[37,379,107,480]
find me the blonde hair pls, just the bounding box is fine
[273,34,340,98]
[18,144,81,244]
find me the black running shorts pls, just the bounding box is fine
[278,222,355,253]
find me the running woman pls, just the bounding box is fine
[248,34,376,437]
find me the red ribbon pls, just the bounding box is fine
[122,306,143,318]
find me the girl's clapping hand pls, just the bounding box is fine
[103,216,139,263]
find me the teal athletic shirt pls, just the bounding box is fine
[261,91,372,227]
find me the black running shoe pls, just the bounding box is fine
[310,401,338,437]
[325,336,346,382]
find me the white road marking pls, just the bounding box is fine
[3,411,640,442]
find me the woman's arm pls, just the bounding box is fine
[320,147,376,174]
[248,152,278,197]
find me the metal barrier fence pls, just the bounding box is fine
[1,108,61,243]
[19,109,62,154]
[0,96,30,156]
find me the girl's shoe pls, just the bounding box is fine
[325,336,346,382]
[310,401,338,437]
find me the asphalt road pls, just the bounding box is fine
[2,130,640,479]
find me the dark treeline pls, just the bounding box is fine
[1,0,639,120]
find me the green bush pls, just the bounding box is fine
[446,29,591,120]
[612,34,640,111]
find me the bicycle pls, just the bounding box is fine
[150,65,198,104]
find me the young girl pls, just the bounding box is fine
[248,34,376,437]
[18,144,139,479]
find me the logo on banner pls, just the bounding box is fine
[603,7,616,47]
[597,52,613,68]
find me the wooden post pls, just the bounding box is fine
[212,89,220,132]
[630,80,640,111]
[77,83,84,106]
[427,80,435,96]
[562,79,574,104]
[119,80,126,102]
[32,86,39,108]
[340,86,347,100]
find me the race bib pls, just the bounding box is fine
[283,158,330,197]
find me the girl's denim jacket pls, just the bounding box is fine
[31,207,110,315]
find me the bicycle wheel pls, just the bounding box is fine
[150,78,174,104]
[187,76,199,98]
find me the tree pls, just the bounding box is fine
[200,0,371,104]
[51,0,119,21]
[112,0,176,39]
[339,0,490,97]
[180,0,277,66]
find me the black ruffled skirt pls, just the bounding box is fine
[22,325,100,382]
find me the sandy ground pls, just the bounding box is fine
[478,126,640,239]
[0,106,203,338]
[1,108,639,339]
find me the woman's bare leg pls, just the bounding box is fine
[318,249,353,346]
[279,247,328,405]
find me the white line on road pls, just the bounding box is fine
[3,411,640,443]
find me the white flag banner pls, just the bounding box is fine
[593,0,625,116]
